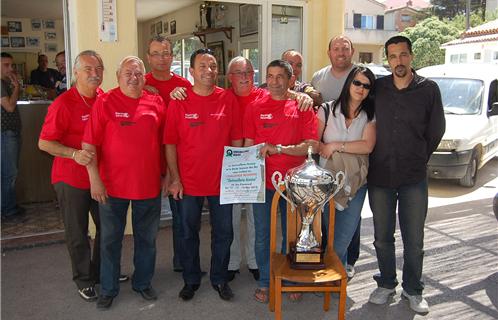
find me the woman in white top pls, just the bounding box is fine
[317,66,376,272]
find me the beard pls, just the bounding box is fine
[394,65,408,78]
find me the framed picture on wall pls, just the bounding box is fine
[1,36,10,48]
[239,4,258,37]
[150,24,155,36]
[207,41,225,75]
[170,20,176,35]
[43,20,55,29]
[26,36,40,47]
[10,36,25,48]
[31,19,42,31]
[45,43,57,52]
[155,21,162,35]
[45,32,56,40]
[163,21,169,34]
[7,21,22,33]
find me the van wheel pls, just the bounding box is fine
[459,152,478,187]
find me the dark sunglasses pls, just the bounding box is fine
[352,79,372,90]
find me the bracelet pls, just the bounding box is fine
[276,144,283,154]
[71,150,77,159]
[339,142,346,153]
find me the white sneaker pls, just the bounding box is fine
[346,264,355,279]
[402,290,429,313]
[368,287,396,305]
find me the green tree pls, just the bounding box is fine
[400,16,460,69]
[431,0,486,19]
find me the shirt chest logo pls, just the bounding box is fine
[115,112,130,118]
[260,113,273,120]
[81,114,90,121]
[185,113,199,119]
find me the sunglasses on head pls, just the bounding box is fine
[352,79,371,90]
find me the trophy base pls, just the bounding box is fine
[288,244,325,270]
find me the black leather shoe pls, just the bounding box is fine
[96,295,113,310]
[179,284,200,301]
[227,269,239,282]
[133,286,158,301]
[212,283,234,301]
[249,268,260,281]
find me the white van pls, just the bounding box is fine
[417,64,498,187]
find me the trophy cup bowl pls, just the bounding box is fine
[272,147,344,269]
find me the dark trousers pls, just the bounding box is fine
[99,195,161,297]
[54,182,100,289]
[177,195,233,286]
[169,195,183,270]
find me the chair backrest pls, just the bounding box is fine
[270,185,336,257]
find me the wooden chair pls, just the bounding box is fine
[268,184,347,320]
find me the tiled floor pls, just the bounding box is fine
[1,201,64,240]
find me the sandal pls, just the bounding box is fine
[254,288,269,304]
[288,292,303,302]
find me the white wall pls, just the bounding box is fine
[445,42,498,65]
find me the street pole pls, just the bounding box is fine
[466,0,471,30]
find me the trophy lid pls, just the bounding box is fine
[286,146,335,187]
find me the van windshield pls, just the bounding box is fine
[430,78,484,115]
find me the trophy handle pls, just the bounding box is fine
[322,170,346,211]
[271,171,296,211]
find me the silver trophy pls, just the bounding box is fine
[272,146,344,269]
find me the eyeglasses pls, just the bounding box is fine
[230,71,254,77]
[352,79,371,90]
[149,52,171,58]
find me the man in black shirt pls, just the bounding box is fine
[1,52,22,221]
[367,36,445,314]
[30,54,60,90]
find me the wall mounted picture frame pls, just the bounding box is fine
[239,4,258,37]
[7,21,22,33]
[26,36,40,47]
[43,20,55,29]
[10,36,25,48]
[1,36,10,48]
[155,21,162,35]
[45,43,57,52]
[207,41,225,75]
[170,20,176,35]
[150,24,155,36]
[163,21,169,34]
[31,19,42,31]
[45,32,56,40]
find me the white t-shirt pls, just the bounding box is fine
[317,104,373,167]
[311,65,353,102]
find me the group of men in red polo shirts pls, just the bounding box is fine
[38,35,317,310]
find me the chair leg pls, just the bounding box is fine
[338,280,347,320]
[269,273,275,312]
[275,278,282,320]
[323,291,331,311]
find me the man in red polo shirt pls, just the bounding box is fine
[39,50,109,302]
[82,56,165,310]
[165,48,242,302]
[144,35,191,273]
[244,59,318,303]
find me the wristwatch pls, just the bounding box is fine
[276,144,283,154]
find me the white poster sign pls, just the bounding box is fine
[220,144,266,205]
[98,0,118,42]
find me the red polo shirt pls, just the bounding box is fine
[145,72,191,107]
[39,86,103,189]
[244,95,317,190]
[83,88,166,199]
[164,87,242,196]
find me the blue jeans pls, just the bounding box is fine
[1,130,20,217]
[323,185,367,266]
[177,195,233,286]
[168,195,183,270]
[253,189,287,288]
[347,217,361,266]
[99,195,161,297]
[368,179,428,296]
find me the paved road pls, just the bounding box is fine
[2,159,497,320]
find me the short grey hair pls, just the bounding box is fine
[74,50,104,71]
[116,56,145,75]
[227,56,253,74]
